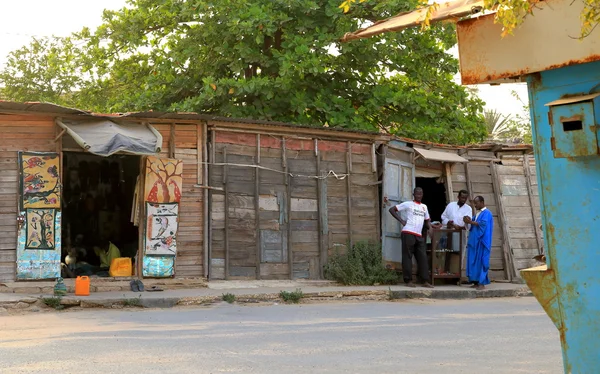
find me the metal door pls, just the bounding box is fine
[16,152,62,280]
[381,157,414,268]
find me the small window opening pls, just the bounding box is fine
[562,120,583,132]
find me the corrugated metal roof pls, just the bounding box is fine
[341,0,484,42]
[414,147,469,163]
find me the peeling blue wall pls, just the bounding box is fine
[527,60,600,373]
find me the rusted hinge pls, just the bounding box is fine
[590,125,600,132]
[548,110,554,125]
[550,137,556,151]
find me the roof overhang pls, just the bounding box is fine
[341,0,484,41]
[414,147,468,163]
[342,0,600,85]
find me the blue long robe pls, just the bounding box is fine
[466,209,494,285]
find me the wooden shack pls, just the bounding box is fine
[0,101,542,284]
[0,102,385,282]
[380,138,541,282]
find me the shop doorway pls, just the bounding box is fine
[61,152,140,278]
[415,177,447,222]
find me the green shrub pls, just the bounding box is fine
[324,241,399,285]
[222,293,236,304]
[279,289,304,303]
[42,297,64,310]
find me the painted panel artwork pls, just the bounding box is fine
[25,209,56,250]
[142,256,175,277]
[19,152,61,209]
[16,211,61,280]
[144,156,183,203]
[145,203,179,256]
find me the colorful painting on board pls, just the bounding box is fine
[17,211,61,280]
[19,152,61,209]
[25,209,56,250]
[142,256,175,277]
[144,156,183,203]
[145,202,179,256]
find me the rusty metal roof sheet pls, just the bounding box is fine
[341,0,484,42]
[545,93,600,107]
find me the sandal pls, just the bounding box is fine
[136,280,145,292]
[147,286,164,292]
[130,280,139,292]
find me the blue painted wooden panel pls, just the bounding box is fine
[526,60,600,373]
[16,211,61,280]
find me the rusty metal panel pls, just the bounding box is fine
[456,0,600,85]
[525,60,600,373]
[341,0,484,42]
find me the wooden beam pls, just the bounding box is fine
[490,161,516,282]
[202,123,209,278]
[316,143,326,279]
[255,134,261,279]
[283,138,293,279]
[523,154,543,255]
[208,129,216,279]
[223,146,229,280]
[444,163,454,203]
[463,163,476,217]
[169,123,176,158]
[346,141,353,249]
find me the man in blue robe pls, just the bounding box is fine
[463,195,493,290]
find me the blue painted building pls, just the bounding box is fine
[344,0,600,371]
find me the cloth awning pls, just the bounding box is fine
[341,0,484,42]
[414,147,468,163]
[57,119,162,157]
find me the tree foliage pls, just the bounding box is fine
[0,0,487,145]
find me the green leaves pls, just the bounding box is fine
[0,0,487,144]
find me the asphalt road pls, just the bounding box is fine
[0,298,563,374]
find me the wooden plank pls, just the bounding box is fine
[284,138,293,280]
[255,134,261,279]
[346,142,353,249]
[523,154,543,255]
[317,152,327,279]
[490,162,515,281]
[224,146,229,280]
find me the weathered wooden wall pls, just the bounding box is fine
[153,123,204,278]
[496,154,543,277]
[209,130,379,280]
[451,150,507,281]
[0,115,56,281]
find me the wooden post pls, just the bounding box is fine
[137,156,146,278]
[223,146,229,280]
[490,161,516,282]
[316,141,325,279]
[196,123,202,185]
[169,123,176,158]
[202,123,209,278]
[346,142,353,249]
[464,163,476,217]
[283,138,293,279]
[255,134,261,279]
[445,163,454,203]
[523,154,543,255]
[208,129,216,279]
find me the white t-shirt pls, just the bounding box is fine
[441,201,473,228]
[395,201,430,237]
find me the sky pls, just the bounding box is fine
[0,0,529,117]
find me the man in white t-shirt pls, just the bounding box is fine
[388,187,434,288]
[441,190,473,251]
